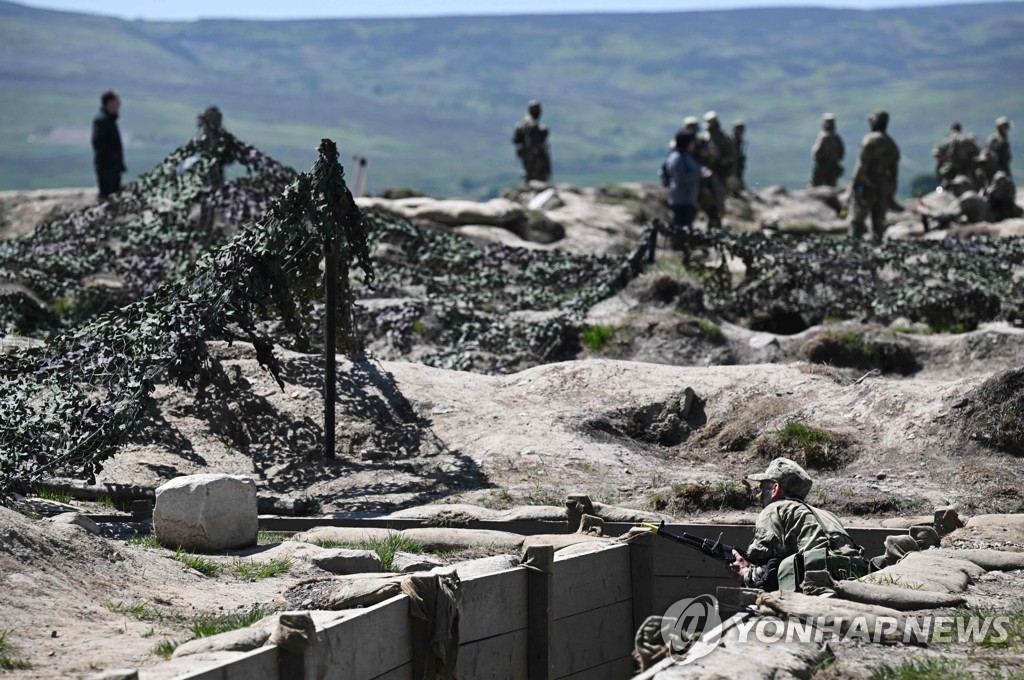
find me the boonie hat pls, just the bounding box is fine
[747,457,813,499]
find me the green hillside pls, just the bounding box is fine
[0,1,1022,197]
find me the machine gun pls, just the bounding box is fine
[641,521,747,564]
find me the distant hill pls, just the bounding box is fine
[0,1,1022,197]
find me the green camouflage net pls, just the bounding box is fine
[0,117,296,335]
[0,138,372,498]
[354,211,655,372]
[672,225,1024,330]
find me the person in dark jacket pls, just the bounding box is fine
[660,129,702,229]
[92,90,125,198]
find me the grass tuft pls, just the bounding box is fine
[696,318,724,339]
[106,600,167,621]
[0,631,31,670]
[173,547,222,576]
[258,530,288,544]
[126,533,160,548]
[152,639,179,658]
[312,530,424,572]
[649,480,753,514]
[188,608,267,638]
[753,421,852,470]
[34,487,72,504]
[228,557,292,581]
[580,324,616,352]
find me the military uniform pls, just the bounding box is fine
[512,101,552,183]
[934,127,980,187]
[850,111,900,244]
[987,171,1022,221]
[742,457,860,590]
[987,117,1013,178]
[732,121,747,192]
[810,114,844,187]
[698,112,732,229]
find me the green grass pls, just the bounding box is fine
[868,656,972,680]
[34,487,71,504]
[759,422,850,470]
[865,573,924,590]
[258,530,288,544]
[0,631,31,670]
[152,639,180,659]
[95,494,134,512]
[173,547,222,576]
[228,557,292,581]
[187,608,267,639]
[126,533,160,548]
[106,601,168,622]
[358,532,424,572]
[696,318,724,339]
[580,324,617,352]
[313,530,425,572]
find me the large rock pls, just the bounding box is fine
[171,626,270,658]
[154,474,258,551]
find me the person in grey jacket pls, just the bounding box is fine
[660,130,702,228]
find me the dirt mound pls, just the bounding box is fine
[580,388,706,447]
[751,422,855,471]
[801,331,919,375]
[648,480,755,514]
[962,368,1024,456]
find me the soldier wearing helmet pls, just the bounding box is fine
[810,113,845,187]
[849,110,900,244]
[987,116,1013,178]
[512,100,552,184]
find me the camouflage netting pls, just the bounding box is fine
[0,121,656,497]
[675,225,1024,331]
[0,137,372,498]
[0,117,296,335]
[354,212,655,372]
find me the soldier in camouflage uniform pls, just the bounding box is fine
[987,116,1013,178]
[810,114,844,187]
[698,111,733,229]
[732,120,747,193]
[512,100,552,184]
[728,457,859,590]
[933,122,981,189]
[850,110,900,244]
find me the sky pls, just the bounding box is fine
[14,0,1021,20]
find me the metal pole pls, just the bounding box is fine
[324,237,337,460]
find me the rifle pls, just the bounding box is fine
[641,521,747,563]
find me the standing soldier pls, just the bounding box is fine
[699,111,734,229]
[732,120,747,192]
[810,113,844,187]
[512,100,552,184]
[850,110,900,244]
[934,122,980,188]
[91,89,125,199]
[987,117,1013,178]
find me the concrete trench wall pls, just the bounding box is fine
[172,524,904,680]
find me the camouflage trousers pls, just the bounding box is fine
[521,151,552,183]
[850,194,888,244]
[699,175,726,229]
[811,163,843,187]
